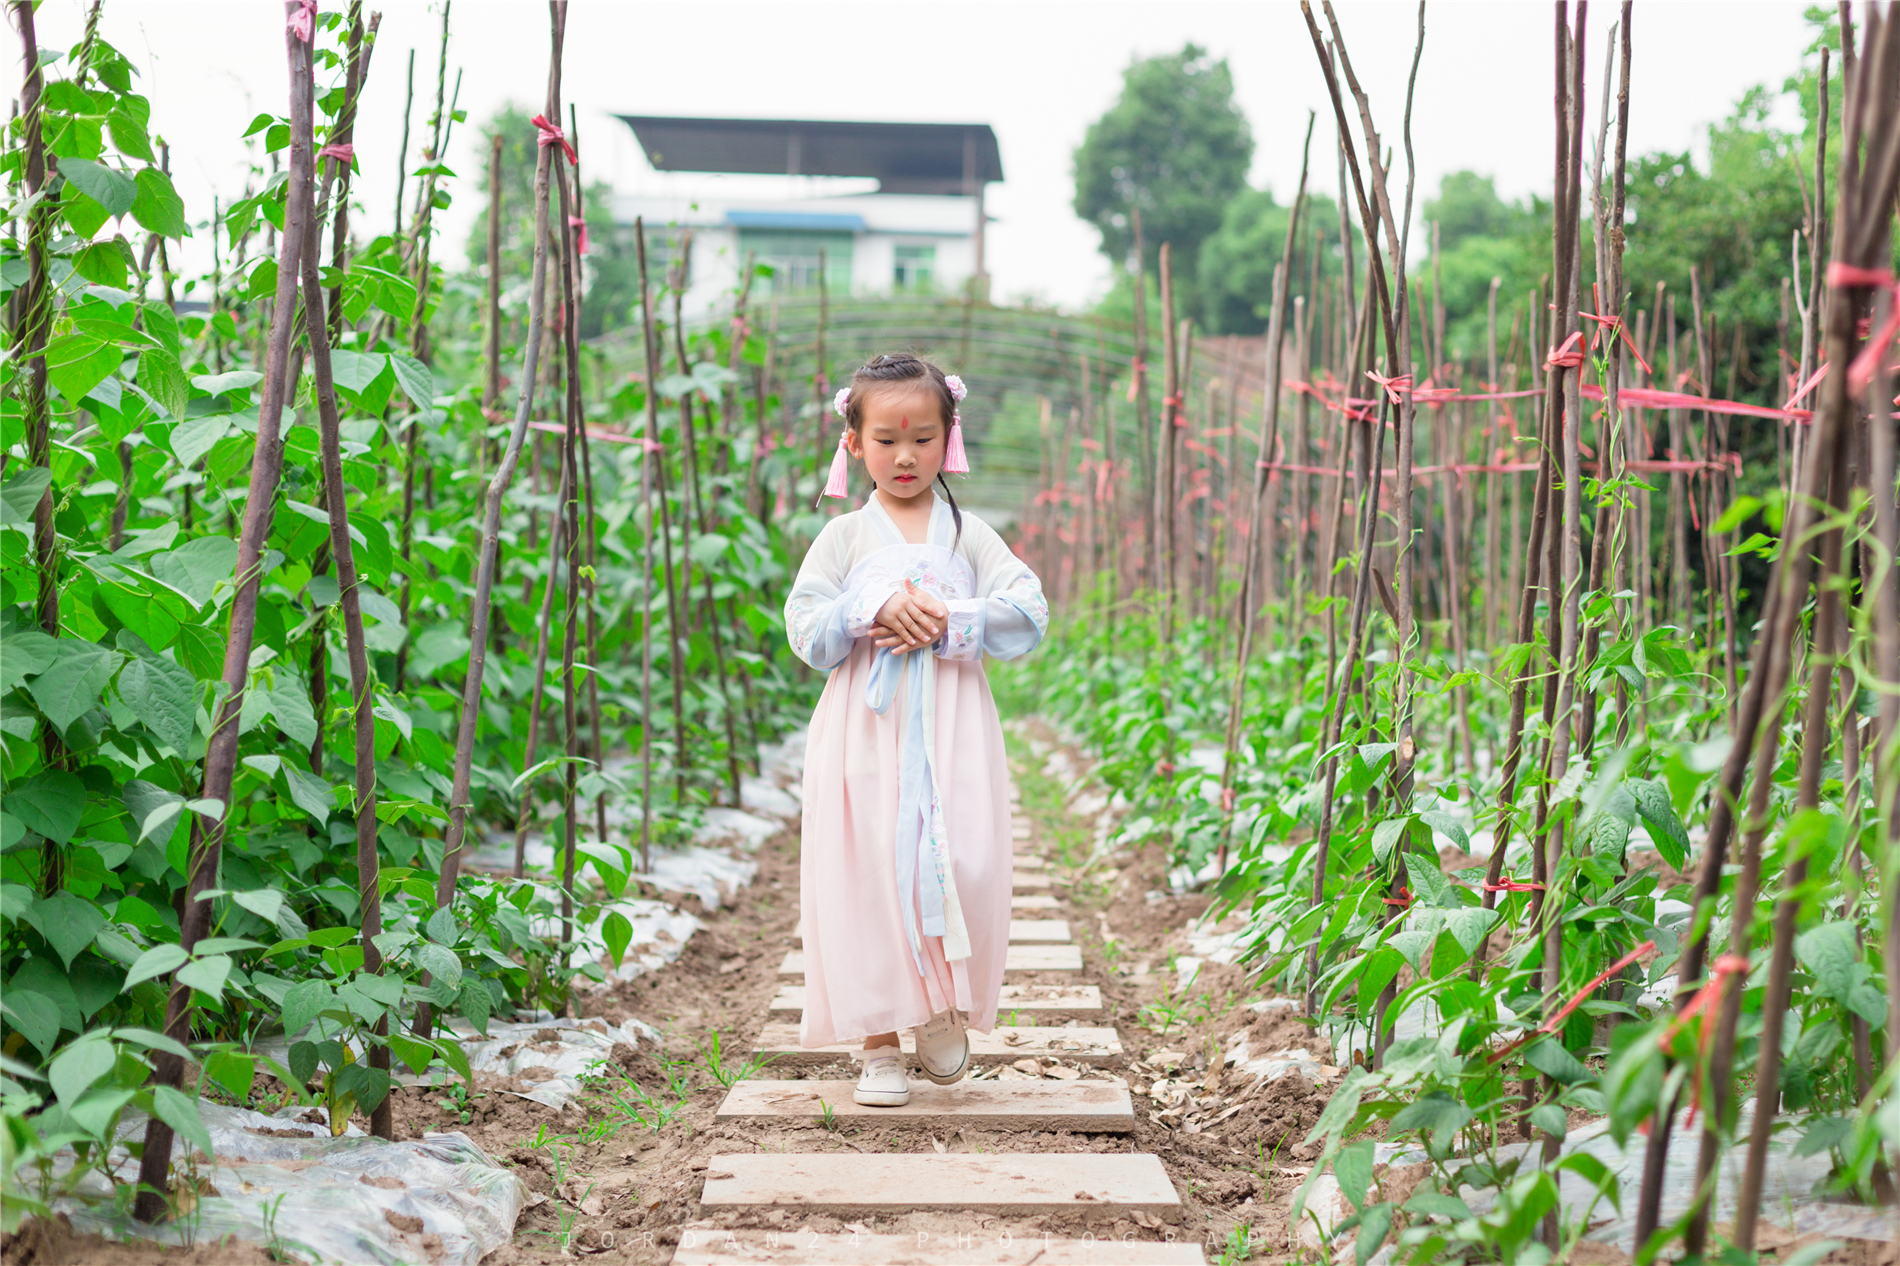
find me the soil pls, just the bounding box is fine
[7,721,1892,1266]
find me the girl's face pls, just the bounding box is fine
[847,384,947,501]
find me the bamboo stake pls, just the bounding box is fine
[671,286,743,805]
[302,147,392,1139]
[1158,244,1178,642]
[483,133,504,464]
[1131,209,1153,595]
[135,2,314,1217]
[511,461,567,877]
[427,0,564,947]
[561,105,611,845]
[555,157,584,969]
[1484,278,1503,647]
[1218,118,1314,867]
[1734,11,1900,1247]
[635,220,692,805]
[1636,10,1894,1240]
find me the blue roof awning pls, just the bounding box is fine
[726,210,866,232]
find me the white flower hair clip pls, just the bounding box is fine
[832,387,852,418]
[944,374,968,402]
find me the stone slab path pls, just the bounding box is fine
[768,983,1104,1018]
[716,1079,1137,1131]
[682,787,1202,1263]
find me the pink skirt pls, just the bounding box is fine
[797,641,1012,1047]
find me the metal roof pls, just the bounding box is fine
[615,117,1003,195]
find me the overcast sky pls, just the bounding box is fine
[23,1,1818,310]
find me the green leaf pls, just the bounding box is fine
[49,1035,116,1107]
[282,979,331,1038]
[1444,906,1497,956]
[1796,922,1868,1010]
[191,370,263,397]
[1388,1091,1473,1145]
[268,673,317,749]
[602,910,633,970]
[202,1049,255,1099]
[1333,1138,1375,1211]
[129,167,187,238]
[150,1084,213,1159]
[1713,494,1762,534]
[176,954,232,998]
[424,906,458,946]
[116,635,197,753]
[1370,816,1410,868]
[1354,1201,1393,1266]
[280,764,334,825]
[1530,1102,1568,1140]
[60,157,137,217]
[456,980,491,1037]
[1524,1036,1592,1085]
[1583,812,1633,870]
[688,534,731,566]
[416,942,462,989]
[123,942,189,988]
[71,240,130,289]
[44,330,123,405]
[388,1032,436,1076]
[1418,811,1469,852]
[327,350,387,394]
[288,1040,318,1086]
[231,889,284,925]
[1405,1190,1474,1221]
[122,780,185,845]
[26,893,105,968]
[107,107,154,162]
[6,769,88,845]
[150,536,239,609]
[136,347,189,420]
[0,468,52,526]
[386,352,435,407]
[432,1034,472,1084]
[1,990,63,1056]
[1629,778,1689,871]
[27,640,124,734]
[1794,1116,1854,1158]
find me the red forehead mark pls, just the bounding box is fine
[900,415,909,430]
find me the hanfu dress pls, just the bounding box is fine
[785,491,1048,1047]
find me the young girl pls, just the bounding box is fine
[784,352,1048,1106]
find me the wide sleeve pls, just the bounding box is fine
[784,517,897,671]
[936,519,1048,663]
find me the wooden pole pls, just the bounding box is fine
[135,3,315,1217]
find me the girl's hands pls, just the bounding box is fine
[871,579,948,654]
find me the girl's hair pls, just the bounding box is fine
[840,352,964,546]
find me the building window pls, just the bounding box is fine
[738,231,854,294]
[893,244,936,291]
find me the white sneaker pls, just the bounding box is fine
[854,1047,910,1106]
[914,1009,970,1085]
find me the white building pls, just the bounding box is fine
[610,117,1002,321]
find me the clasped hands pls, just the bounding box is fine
[871,579,947,655]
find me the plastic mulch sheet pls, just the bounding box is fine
[51,1102,529,1265]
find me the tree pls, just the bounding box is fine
[1072,44,1252,323]
[1196,188,1340,335]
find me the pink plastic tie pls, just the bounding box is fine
[289,0,317,43]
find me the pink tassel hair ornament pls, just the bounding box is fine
[942,374,970,474]
[819,430,851,503]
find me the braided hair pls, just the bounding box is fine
[838,352,964,547]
